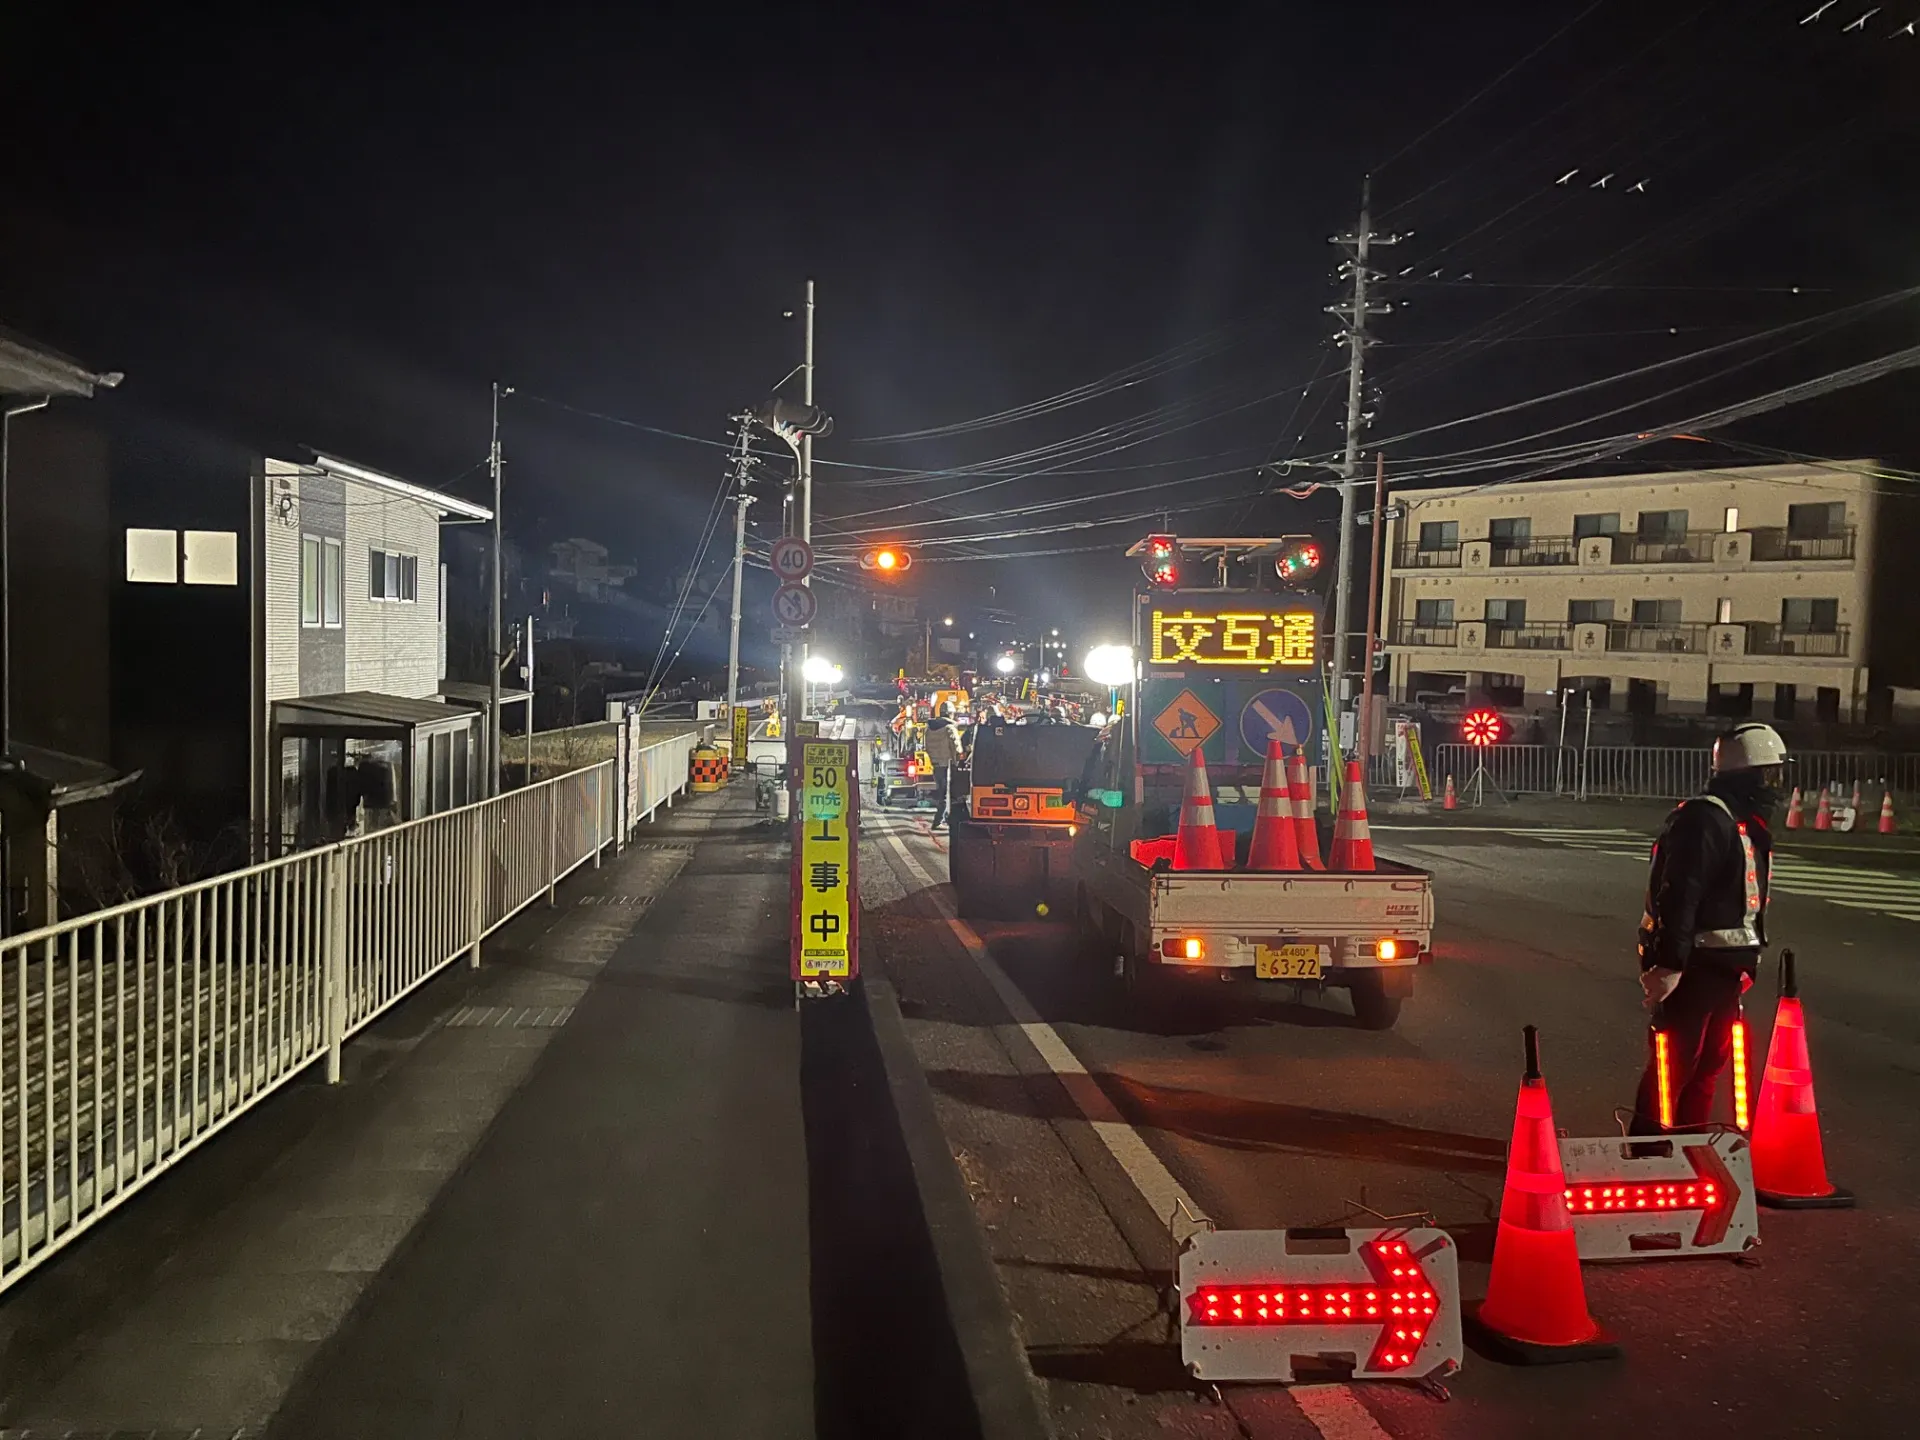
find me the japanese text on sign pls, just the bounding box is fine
[795,741,855,979]
[1147,608,1317,668]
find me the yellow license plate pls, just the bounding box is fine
[1256,944,1324,980]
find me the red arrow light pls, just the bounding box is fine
[1565,1134,1740,1248]
[1186,1238,1439,1371]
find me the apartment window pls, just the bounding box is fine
[1488,517,1531,548]
[1781,597,1839,633]
[1717,597,1733,624]
[1414,598,1454,626]
[1568,599,1614,623]
[1788,502,1845,539]
[1484,598,1527,627]
[1724,506,1740,534]
[1572,512,1620,540]
[1418,520,1459,552]
[183,530,239,586]
[1773,683,1797,722]
[301,535,321,625]
[1632,598,1682,625]
[302,535,343,627]
[370,548,419,602]
[322,539,342,625]
[1637,510,1688,541]
[127,528,180,584]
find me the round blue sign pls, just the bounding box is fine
[1238,687,1317,757]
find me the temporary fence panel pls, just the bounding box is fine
[0,740,686,1297]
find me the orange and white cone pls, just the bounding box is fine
[1466,1026,1619,1364]
[1752,950,1854,1208]
[1173,748,1225,871]
[1850,779,1863,820]
[1784,786,1803,830]
[1329,760,1376,872]
[1813,789,1833,831]
[1443,774,1458,811]
[1246,740,1301,871]
[1285,748,1325,871]
[1880,789,1897,835]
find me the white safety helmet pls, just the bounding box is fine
[1712,721,1789,774]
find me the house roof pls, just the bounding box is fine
[0,327,120,400]
[437,680,533,710]
[306,453,493,522]
[273,691,481,735]
[0,743,140,811]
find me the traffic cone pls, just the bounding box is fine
[1173,748,1225,871]
[1466,1027,1619,1365]
[1813,789,1833,831]
[1880,789,1896,835]
[1751,950,1854,1209]
[1784,786,1803,830]
[1443,774,1458,811]
[1850,779,1863,821]
[1329,760,1376,872]
[1246,740,1301,872]
[1285,749,1325,871]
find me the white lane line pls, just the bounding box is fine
[872,817,1393,1440]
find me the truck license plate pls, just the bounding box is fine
[1256,944,1324,980]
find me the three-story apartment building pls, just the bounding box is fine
[1382,461,1920,723]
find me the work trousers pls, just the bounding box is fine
[1631,960,1750,1133]
[931,764,954,827]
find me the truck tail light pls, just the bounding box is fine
[1377,938,1402,961]
[1163,937,1205,961]
[905,759,918,779]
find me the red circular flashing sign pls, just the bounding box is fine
[1462,709,1504,747]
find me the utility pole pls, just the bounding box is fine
[726,453,755,708]
[785,280,817,731]
[523,615,535,782]
[488,381,512,797]
[1326,180,1397,736]
[1358,450,1388,763]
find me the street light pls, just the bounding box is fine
[943,616,954,626]
[994,654,1017,675]
[1082,645,1134,687]
[802,654,841,684]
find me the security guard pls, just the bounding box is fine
[1632,721,1786,1133]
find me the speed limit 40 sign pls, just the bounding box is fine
[770,536,813,582]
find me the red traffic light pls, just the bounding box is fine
[1276,539,1322,585]
[859,545,913,575]
[1462,709,1504,747]
[1141,533,1180,589]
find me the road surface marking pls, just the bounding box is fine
[870,816,1393,1440]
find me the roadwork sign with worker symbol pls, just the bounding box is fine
[1153,689,1221,759]
[791,738,859,982]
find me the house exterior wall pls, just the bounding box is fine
[1382,462,1882,721]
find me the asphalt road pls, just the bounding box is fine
[852,705,1920,1439]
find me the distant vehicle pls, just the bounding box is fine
[949,719,1101,919]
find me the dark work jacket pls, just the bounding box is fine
[1638,789,1773,977]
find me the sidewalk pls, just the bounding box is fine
[0,788,811,1437]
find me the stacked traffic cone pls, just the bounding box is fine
[1328,760,1377,872]
[1443,774,1458,811]
[1784,786,1803,830]
[1813,789,1833,831]
[1751,949,1854,1209]
[1246,740,1301,871]
[1173,748,1225,871]
[1880,789,1897,835]
[1285,749,1325,871]
[1467,1026,1619,1365]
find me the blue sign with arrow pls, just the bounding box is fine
[1238,686,1318,758]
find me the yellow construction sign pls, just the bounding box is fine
[792,740,858,980]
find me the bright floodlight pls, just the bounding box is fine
[1082,644,1134,687]
[993,654,1017,674]
[1039,670,1051,684]
[803,655,840,683]
[1089,712,1109,727]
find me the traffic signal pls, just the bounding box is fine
[1141,534,1180,589]
[1275,537,1322,586]
[1462,709,1504,747]
[859,545,913,575]
[752,398,835,442]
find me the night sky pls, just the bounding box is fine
[4,2,1916,649]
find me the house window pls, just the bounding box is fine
[183,530,239,586]
[1636,510,1688,541]
[1781,597,1839,633]
[1414,598,1454,626]
[1632,598,1682,625]
[1717,597,1733,624]
[301,535,322,625]
[370,548,419,602]
[1787,502,1845,539]
[1568,599,1614,623]
[322,537,342,626]
[127,528,180,584]
[1484,598,1527,628]
[1488,517,1531,549]
[1724,506,1740,534]
[1417,520,1458,552]
[1573,513,1620,540]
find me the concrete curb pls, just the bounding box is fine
[863,976,1058,1440]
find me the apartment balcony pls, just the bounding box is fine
[1391,619,1460,646]
[1395,543,1462,569]
[1487,536,1579,567]
[1611,531,1719,565]
[1745,623,1851,657]
[1749,526,1857,563]
[1608,621,1710,654]
[1484,621,1571,651]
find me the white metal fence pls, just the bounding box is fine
[1,738,691,1294]
[1420,743,1920,803]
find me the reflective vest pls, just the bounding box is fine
[1690,794,1763,949]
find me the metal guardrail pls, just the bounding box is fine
[1,734,688,1294]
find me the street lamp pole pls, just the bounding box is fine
[487,381,511,796]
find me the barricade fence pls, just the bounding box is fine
[1411,744,1920,803]
[5,731,684,1294]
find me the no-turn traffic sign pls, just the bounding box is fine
[773,584,818,627]
[770,537,814,582]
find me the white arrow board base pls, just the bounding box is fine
[1179,1227,1462,1384]
[1560,1131,1760,1261]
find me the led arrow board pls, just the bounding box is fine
[1558,1131,1758,1261]
[1179,1227,1462,1383]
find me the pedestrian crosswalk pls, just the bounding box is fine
[1420,825,1920,923]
